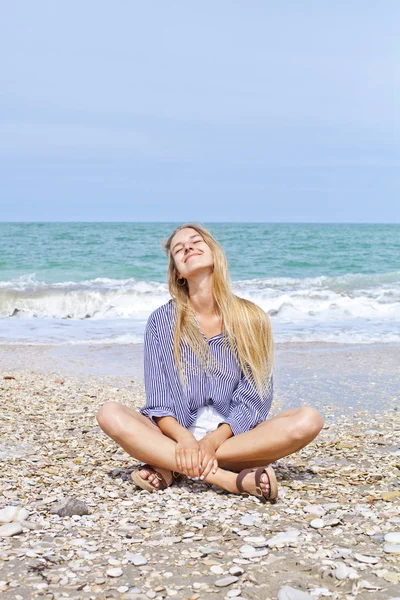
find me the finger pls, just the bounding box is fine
[194,449,201,478]
[175,450,182,473]
[188,450,197,478]
[198,447,205,471]
[200,456,214,480]
[212,458,218,474]
[198,453,210,476]
[180,451,188,476]
[190,449,199,479]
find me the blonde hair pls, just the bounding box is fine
[163,223,274,398]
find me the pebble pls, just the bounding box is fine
[20,520,41,530]
[384,532,400,544]
[239,544,255,554]
[353,553,380,564]
[215,576,238,588]
[333,563,359,580]
[310,519,324,529]
[382,491,400,501]
[0,506,29,523]
[229,566,244,576]
[267,530,300,547]
[239,514,258,526]
[0,522,23,537]
[50,498,89,517]
[2,369,400,600]
[227,590,242,598]
[383,544,400,554]
[303,505,326,516]
[106,567,123,577]
[210,565,224,574]
[242,535,267,547]
[277,585,313,599]
[127,553,148,566]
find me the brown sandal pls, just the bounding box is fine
[131,463,181,493]
[236,465,278,503]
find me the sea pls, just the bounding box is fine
[0,222,399,346]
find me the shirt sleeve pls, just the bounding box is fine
[139,318,176,426]
[220,372,274,436]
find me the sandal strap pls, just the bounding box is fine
[254,467,270,503]
[236,468,256,495]
[137,463,169,491]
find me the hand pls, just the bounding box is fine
[198,437,218,480]
[175,434,201,479]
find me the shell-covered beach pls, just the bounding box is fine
[1,344,399,600]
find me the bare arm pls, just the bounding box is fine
[155,416,201,478]
[201,423,233,449]
[155,415,195,442]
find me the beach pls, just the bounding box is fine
[1,342,399,599]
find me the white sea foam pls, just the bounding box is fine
[0,272,399,344]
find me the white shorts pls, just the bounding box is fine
[188,404,226,440]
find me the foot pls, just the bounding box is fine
[138,465,173,490]
[238,470,270,498]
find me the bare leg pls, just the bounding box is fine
[97,404,175,489]
[97,403,323,496]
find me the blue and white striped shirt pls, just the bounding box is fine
[139,300,273,436]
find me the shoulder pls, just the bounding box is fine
[146,299,176,333]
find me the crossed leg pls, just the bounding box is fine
[96,403,324,498]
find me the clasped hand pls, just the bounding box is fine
[175,434,218,480]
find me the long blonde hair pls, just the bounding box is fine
[163,223,274,397]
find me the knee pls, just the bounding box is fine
[291,406,324,442]
[96,402,125,436]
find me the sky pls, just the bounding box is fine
[0,1,399,223]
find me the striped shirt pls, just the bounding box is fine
[139,299,273,436]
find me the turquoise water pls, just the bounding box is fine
[0,222,399,344]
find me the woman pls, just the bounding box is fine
[97,223,323,503]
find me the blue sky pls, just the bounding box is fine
[0,1,398,222]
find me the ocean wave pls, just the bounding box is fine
[0,272,399,321]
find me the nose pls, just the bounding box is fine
[183,242,194,254]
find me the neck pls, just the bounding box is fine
[187,273,217,316]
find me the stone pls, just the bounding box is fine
[381,491,400,501]
[20,520,41,530]
[227,590,242,598]
[303,505,326,516]
[128,553,148,566]
[310,519,324,529]
[242,536,267,547]
[384,532,400,544]
[333,563,359,580]
[239,515,257,526]
[267,530,300,547]
[210,565,224,574]
[353,553,379,564]
[229,566,244,576]
[0,522,23,537]
[215,576,238,587]
[0,506,29,523]
[106,567,123,577]
[277,585,313,599]
[383,544,400,554]
[239,545,255,554]
[50,498,89,517]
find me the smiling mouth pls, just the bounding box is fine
[185,253,201,262]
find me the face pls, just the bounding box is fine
[170,227,214,279]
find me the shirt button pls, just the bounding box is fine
[206,398,213,406]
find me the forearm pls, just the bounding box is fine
[155,415,195,443]
[201,423,233,449]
